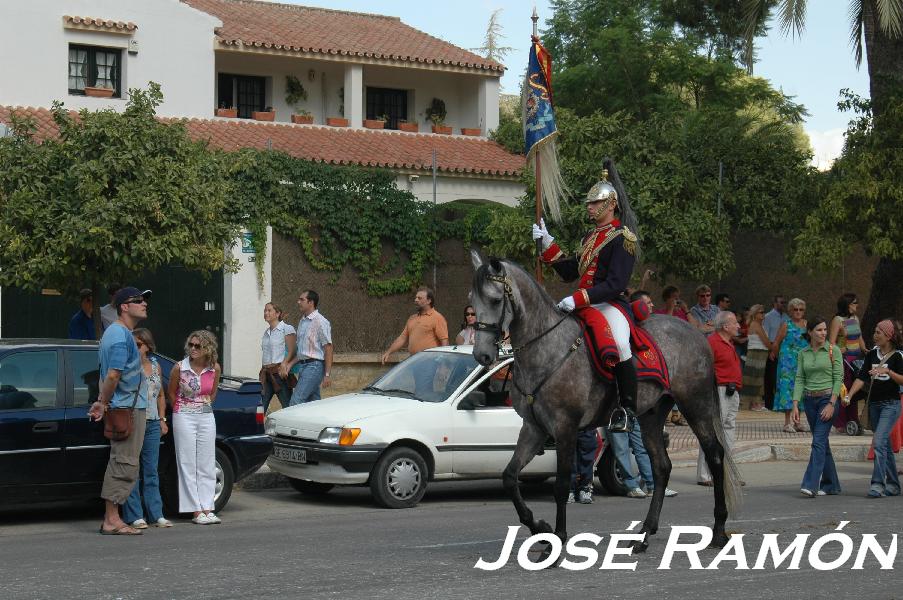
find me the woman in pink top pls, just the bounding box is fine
[168,330,221,524]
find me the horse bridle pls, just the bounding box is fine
[475,269,584,406]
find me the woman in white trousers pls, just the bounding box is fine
[168,330,221,524]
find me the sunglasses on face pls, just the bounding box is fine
[126,297,147,305]
[698,293,711,298]
[465,312,476,317]
[188,342,202,350]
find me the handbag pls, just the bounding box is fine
[103,375,142,441]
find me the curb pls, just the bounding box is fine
[238,440,873,491]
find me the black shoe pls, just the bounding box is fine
[608,406,635,433]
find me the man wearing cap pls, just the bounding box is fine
[532,158,640,432]
[88,286,152,535]
[68,288,95,340]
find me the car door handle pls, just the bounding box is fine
[32,422,59,433]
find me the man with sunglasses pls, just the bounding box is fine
[690,285,719,335]
[88,286,151,535]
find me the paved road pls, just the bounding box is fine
[1,461,900,600]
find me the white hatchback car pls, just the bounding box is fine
[265,346,559,508]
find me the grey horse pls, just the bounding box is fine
[470,253,742,552]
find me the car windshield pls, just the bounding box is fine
[365,351,480,403]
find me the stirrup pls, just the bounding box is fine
[608,406,634,433]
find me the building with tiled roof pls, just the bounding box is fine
[0,0,525,374]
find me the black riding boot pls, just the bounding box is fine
[609,360,638,433]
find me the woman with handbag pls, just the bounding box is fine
[843,319,903,498]
[123,328,173,529]
[791,317,843,498]
[168,330,221,524]
[260,302,296,414]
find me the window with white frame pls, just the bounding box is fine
[68,45,121,97]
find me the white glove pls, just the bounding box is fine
[557,296,575,312]
[531,218,554,251]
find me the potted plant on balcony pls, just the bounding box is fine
[285,75,311,123]
[363,114,388,129]
[84,85,115,98]
[216,102,238,118]
[460,127,482,136]
[397,119,419,133]
[424,98,450,134]
[291,109,314,125]
[252,106,276,121]
[327,86,349,127]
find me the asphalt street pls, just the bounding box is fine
[1,461,901,600]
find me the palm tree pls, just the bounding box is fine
[743,0,903,338]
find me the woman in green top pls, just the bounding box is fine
[791,317,843,498]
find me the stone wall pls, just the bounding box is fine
[271,230,878,354]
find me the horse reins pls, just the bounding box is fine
[476,271,585,408]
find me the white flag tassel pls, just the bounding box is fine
[529,136,566,223]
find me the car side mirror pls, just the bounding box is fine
[458,391,486,410]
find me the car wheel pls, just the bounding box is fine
[287,478,335,495]
[369,447,428,509]
[597,447,629,496]
[214,447,235,513]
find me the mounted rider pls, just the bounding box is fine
[531,158,640,433]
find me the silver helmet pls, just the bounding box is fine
[585,169,617,204]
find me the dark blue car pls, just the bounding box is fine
[0,339,271,513]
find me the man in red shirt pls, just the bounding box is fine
[697,310,743,486]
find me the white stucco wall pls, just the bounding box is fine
[223,227,272,378]
[0,0,219,117]
[397,174,524,207]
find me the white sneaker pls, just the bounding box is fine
[627,487,647,498]
[192,513,210,525]
[130,518,148,529]
[153,517,173,528]
[205,512,221,524]
[567,491,575,504]
[577,488,593,504]
[664,488,678,497]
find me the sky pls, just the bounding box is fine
[269,0,869,168]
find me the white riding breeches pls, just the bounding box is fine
[591,302,632,361]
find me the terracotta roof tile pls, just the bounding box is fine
[0,106,523,177]
[182,0,503,74]
[63,15,138,33]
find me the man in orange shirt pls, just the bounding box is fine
[381,287,449,364]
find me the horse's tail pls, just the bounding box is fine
[711,380,744,516]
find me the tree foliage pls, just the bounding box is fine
[0,84,240,333]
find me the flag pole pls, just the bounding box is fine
[531,8,543,283]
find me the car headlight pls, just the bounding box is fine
[264,417,276,437]
[318,427,361,445]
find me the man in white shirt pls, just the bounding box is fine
[286,290,333,406]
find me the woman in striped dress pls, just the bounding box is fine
[830,293,867,432]
[741,305,771,411]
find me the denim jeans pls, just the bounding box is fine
[801,394,842,494]
[122,419,164,523]
[289,360,324,406]
[868,400,902,495]
[604,417,651,490]
[570,428,598,490]
[261,372,292,413]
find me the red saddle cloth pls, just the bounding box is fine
[574,301,670,390]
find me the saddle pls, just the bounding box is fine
[574,300,670,390]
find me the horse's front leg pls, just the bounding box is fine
[550,420,578,546]
[502,420,553,536]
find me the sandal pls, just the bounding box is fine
[782,424,796,434]
[99,525,142,536]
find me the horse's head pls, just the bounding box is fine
[470,251,515,366]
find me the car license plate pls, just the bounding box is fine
[273,446,307,464]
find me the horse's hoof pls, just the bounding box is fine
[534,519,553,534]
[630,539,649,554]
[709,534,729,549]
